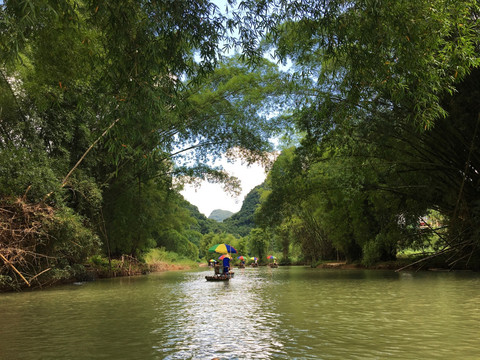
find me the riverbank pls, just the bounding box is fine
[316,261,410,271]
[2,255,470,292]
[0,253,199,292]
[315,259,477,272]
[84,253,198,280]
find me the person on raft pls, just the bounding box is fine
[223,255,231,275]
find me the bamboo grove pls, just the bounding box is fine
[1,0,479,290]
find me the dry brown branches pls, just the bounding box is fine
[0,197,55,290]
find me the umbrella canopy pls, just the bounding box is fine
[237,256,246,261]
[250,257,258,261]
[218,254,232,260]
[209,259,217,263]
[208,243,237,254]
[267,255,276,259]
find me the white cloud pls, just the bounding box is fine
[181,159,267,217]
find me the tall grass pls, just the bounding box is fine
[143,248,199,271]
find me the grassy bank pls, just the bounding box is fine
[85,248,200,279]
[142,248,200,272]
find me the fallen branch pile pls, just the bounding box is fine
[0,197,54,290]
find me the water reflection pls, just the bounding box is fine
[0,267,479,359]
[150,268,286,359]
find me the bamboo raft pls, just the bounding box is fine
[205,272,235,281]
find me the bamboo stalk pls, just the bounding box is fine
[0,253,30,286]
[29,267,51,282]
[62,117,120,186]
[452,113,480,220]
[395,247,452,272]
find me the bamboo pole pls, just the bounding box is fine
[62,117,120,186]
[29,267,51,283]
[452,113,480,221]
[0,253,30,287]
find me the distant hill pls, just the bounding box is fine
[181,198,222,234]
[208,209,234,222]
[180,183,265,238]
[222,183,263,237]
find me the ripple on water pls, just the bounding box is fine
[1,267,480,359]
[149,268,289,359]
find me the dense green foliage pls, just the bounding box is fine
[0,0,288,290]
[252,0,480,268]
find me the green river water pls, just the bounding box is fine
[0,266,479,359]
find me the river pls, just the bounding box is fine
[0,266,479,359]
